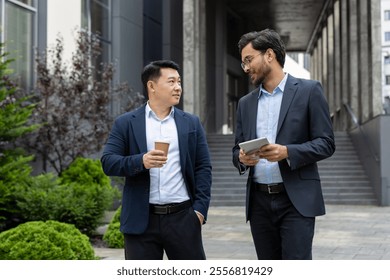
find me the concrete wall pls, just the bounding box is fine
[350,115,390,205]
[379,116,390,205]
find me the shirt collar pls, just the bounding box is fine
[258,73,288,98]
[146,102,175,120]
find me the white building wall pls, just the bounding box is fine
[47,0,82,64]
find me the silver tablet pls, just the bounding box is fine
[238,137,269,154]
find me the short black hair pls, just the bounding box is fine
[238,29,286,68]
[141,60,180,93]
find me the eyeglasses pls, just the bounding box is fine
[241,53,261,70]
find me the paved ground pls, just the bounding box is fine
[94,204,390,260]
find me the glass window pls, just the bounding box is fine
[90,0,110,41]
[386,75,390,85]
[385,10,390,21]
[385,32,390,42]
[16,0,34,5]
[385,56,390,65]
[4,1,35,90]
[82,0,111,72]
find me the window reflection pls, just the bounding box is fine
[4,1,34,90]
[82,0,111,81]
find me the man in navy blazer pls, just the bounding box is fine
[233,29,335,260]
[101,60,212,260]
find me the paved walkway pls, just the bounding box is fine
[94,204,390,260]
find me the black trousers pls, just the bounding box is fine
[124,206,206,260]
[249,189,315,260]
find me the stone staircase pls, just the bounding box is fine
[317,131,377,205]
[207,131,378,206]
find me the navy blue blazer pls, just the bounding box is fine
[101,104,212,234]
[232,75,335,219]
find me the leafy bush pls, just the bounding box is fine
[0,220,96,260]
[103,206,123,248]
[15,173,60,222]
[16,158,120,236]
[59,157,120,215]
[60,157,111,187]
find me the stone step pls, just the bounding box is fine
[207,132,377,206]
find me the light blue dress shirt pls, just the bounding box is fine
[145,103,190,204]
[253,73,288,184]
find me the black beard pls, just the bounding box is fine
[254,78,263,88]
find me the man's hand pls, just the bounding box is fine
[143,150,168,169]
[258,144,288,162]
[239,149,260,166]
[239,144,288,165]
[195,211,204,225]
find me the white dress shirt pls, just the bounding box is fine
[145,103,190,204]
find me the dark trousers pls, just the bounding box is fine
[249,189,315,260]
[124,206,206,260]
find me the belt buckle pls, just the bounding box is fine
[267,184,279,194]
[154,205,168,214]
[166,205,173,214]
[161,207,168,214]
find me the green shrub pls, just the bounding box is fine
[16,173,61,222]
[60,157,120,232]
[103,206,124,248]
[0,220,96,260]
[15,158,120,236]
[60,157,111,187]
[60,157,120,209]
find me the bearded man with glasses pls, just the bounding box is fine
[232,29,335,260]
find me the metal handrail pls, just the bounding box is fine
[343,103,379,162]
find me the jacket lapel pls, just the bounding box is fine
[174,108,188,167]
[248,90,260,138]
[130,104,148,153]
[277,75,298,135]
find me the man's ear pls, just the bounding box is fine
[266,48,274,62]
[147,80,155,93]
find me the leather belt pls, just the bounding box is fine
[253,183,285,194]
[150,200,191,215]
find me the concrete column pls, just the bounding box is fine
[182,0,206,122]
[214,0,226,133]
[311,44,319,81]
[349,0,360,121]
[327,13,335,114]
[371,0,383,116]
[322,27,328,104]
[340,0,350,129]
[333,1,342,129]
[359,0,371,122]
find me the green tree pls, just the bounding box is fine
[0,44,39,230]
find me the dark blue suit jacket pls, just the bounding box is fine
[233,75,335,219]
[101,104,212,234]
